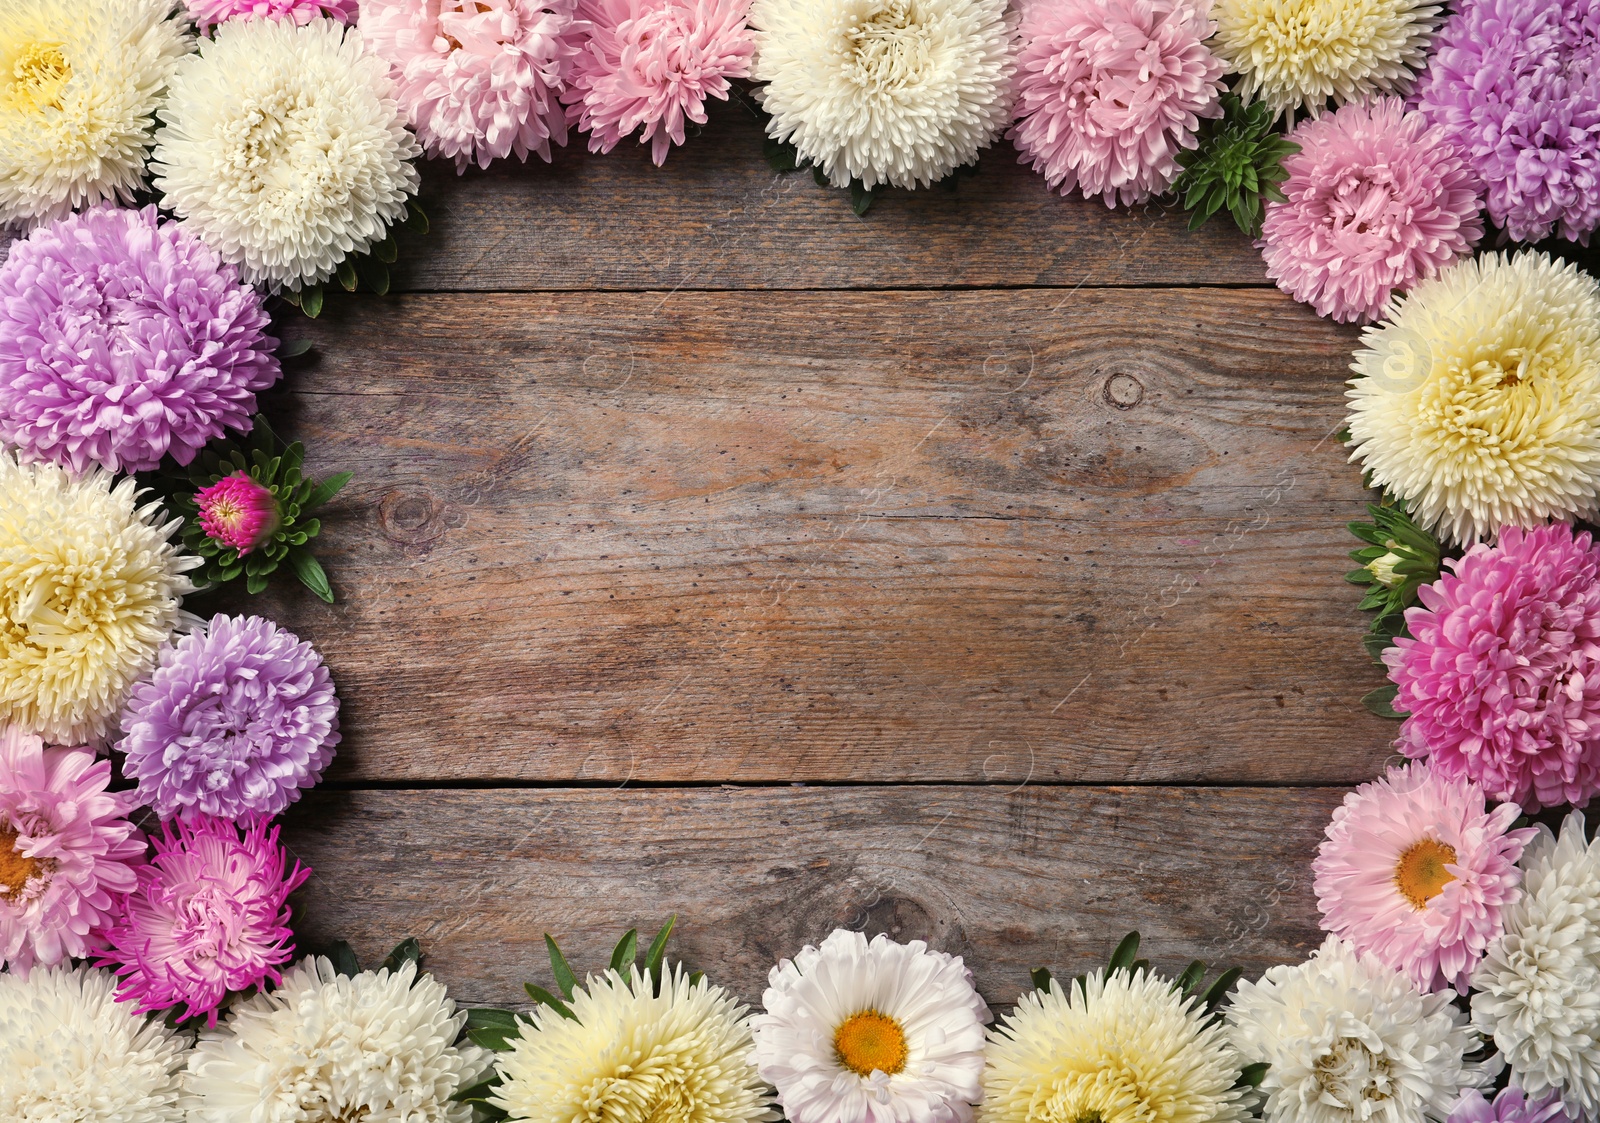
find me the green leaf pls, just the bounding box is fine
[811,163,829,188]
[356,257,391,296]
[304,467,353,509]
[289,550,335,603]
[763,134,800,173]
[405,200,430,235]
[1107,932,1141,974]
[467,1025,524,1052]
[374,235,399,264]
[1362,683,1406,720]
[453,1072,505,1104]
[465,1008,524,1033]
[644,915,676,987]
[381,937,423,976]
[849,180,876,217]
[337,259,359,292]
[1236,1062,1270,1089]
[330,940,360,978]
[300,285,324,319]
[1030,967,1054,994]
[278,337,314,359]
[1201,966,1242,1012]
[610,929,638,974]
[1175,960,1207,997]
[524,983,577,1021]
[246,572,268,594]
[545,935,579,1001]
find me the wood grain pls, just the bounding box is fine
[280,786,1342,1007]
[389,98,1270,293]
[231,285,1399,785]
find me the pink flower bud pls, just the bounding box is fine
[196,471,279,555]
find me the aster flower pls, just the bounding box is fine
[1008,0,1224,208]
[98,816,308,1026]
[184,954,493,1122]
[119,614,340,823]
[196,472,279,556]
[1209,0,1438,119]
[1385,524,1600,812]
[1172,92,1298,237]
[361,0,582,173]
[1227,935,1492,1123]
[0,0,191,229]
[1472,812,1600,1116]
[152,18,421,292]
[0,206,279,475]
[1259,98,1482,324]
[752,928,989,1123]
[1345,252,1600,546]
[0,452,198,745]
[183,0,357,31]
[1413,0,1600,245]
[1314,762,1535,994]
[1450,1088,1579,1123]
[566,0,755,166]
[750,0,1018,190]
[0,727,144,974]
[0,965,188,1123]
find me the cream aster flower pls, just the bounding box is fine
[0,451,197,745]
[1209,0,1438,118]
[1345,251,1600,545]
[0,965,188,1123]
[493,964,772,1123]
[751,929,990,1123]
[750,0,1017,189]
[184,956,491,1123]
[152,18,421,291]
[0,0,191,228]
[1472,812,1600,1117]
[1227,936,1492,1123]
[981,968,1251,1123]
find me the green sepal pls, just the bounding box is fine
[278,337,314,359]
[545,935,579,1001]
[1174,960,1207,997]
[1236,1062,1270,1089]
[524,984,577,1022]
[330,941,361,978]
[373,235,399,264]
[610,929,638,974]
[1201,966,1243,1013]
[849,180,876,216]
[405,199,430,235]
[1107,932,1141,975]
[381,937,423,976]
[337,259,359,292]
[644,915,676,990]
[300,285,324,319]
[1362,683,1406,719]
[1030,967,1054,994]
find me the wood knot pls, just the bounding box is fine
[377,488,447,546]
[1102,371,1145,410]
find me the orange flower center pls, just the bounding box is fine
[1394,838,1457,909]
[0,825,49,901]
[834,1010,908,1077]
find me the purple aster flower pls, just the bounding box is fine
[0,205,279,474]
[1412,0,1600,244]
[1449,1088,1578,1123]
[117,615,340,822]
[97,815,309,1025]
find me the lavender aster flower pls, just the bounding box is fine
[0,206,279,474]
[118,614,340,822]
[1413,0,1600,244]
[1449,1089,1578,1123]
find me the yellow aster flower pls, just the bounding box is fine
[0,453,198,745]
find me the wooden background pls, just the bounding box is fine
[248,100,1396,1009]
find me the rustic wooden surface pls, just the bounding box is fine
[255,109,1393,1009]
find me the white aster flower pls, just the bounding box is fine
[1472,812,1600,1117]
[493,963,772,1123]
[750,0,1017,189]
[1345,251,1600,545]
[0,0,191,228]
[752,928,990,1123]
[1227,935,1492,1123]
[0,965,188,1123]
[183,956,491,1123]
[152,17,421,291]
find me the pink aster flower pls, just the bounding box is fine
[564,0,754,166]
[1008,0,1226,207]
[183,0,357,31]
[196,472,279,556]
[1451,1088,1579,1123]
[1386,523,1600,812]
[1259,97,1483,323]
[362,0,584,172]
[97,816,308,1025]
[1314,762,1535,994]
[0,727,144,974]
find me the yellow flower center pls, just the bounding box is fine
[0,825,49,900]
[4,42,70,113]
[843,0,932,91]
[834,1010,908,1077]
[1394,839,1457,909]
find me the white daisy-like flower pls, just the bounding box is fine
[183,956,491,1123]
[1227,935,1492,1123]
[492,964,773,1123]
[749,0,1018,190]
[1345,251,1600,545]
[981,967,1251,1123]
[1472,812,1600,1117]
[151,17,421,291]
[0,965,188,1123]
[1209,0,1438,119]
[751,928,990,1123]
[0,0,191,228]
[0,451,198,745]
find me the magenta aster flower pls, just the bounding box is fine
[1314,762,1535,994]
[1259,97,1482,323]
[1412,0,1600,244]
[1008,0,1225,207]
[565,0,755,166]
[118,615,340,823]
[98,816,308,1025]
[182,0,357,30]
[196,472,279,556]
[362,0,583,172]
[0,726,144,973]
[0,206,279,475]
[1386,523,1600,812]
[1451,1088,1579,1123]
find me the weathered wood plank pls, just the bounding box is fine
[281,786,1342,1007]
[390,98,1269,292]
[232,287,1396,784]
